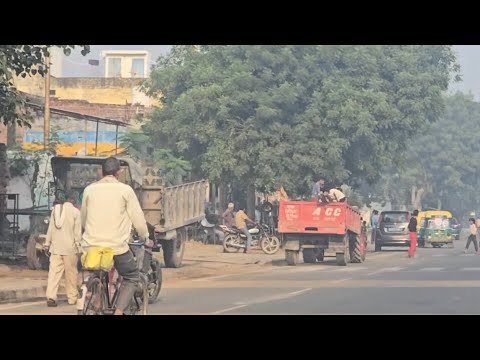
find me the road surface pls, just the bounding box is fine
[1,241,479,314]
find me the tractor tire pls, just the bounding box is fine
[285,250,299,266]
[351,234,366,263]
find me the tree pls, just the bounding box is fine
[119,129,191,186]
[142,45,459,213]
[364,92,480,217]
[8,126,65,208]
[1,45,90,127]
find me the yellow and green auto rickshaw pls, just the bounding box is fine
[417,210,454,248]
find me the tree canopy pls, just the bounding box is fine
[142,45,460,197]
[365,92,480,216]
[0,45,90,127]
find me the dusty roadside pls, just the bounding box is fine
[0,241,285,303]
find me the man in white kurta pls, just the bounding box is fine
[44,193,82,307]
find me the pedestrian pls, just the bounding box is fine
[371,210,379,244]
[255,205,262,224]
[465,218,478,254]
[43,192,82,307]
[222,202,236,228]
[408,209,419,258]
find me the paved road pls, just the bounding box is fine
[1,240,479,314]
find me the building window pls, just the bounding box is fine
[108,58,122,77]
[132,58,145,78]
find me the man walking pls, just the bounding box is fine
[371,210,379,244]
[408,210,419,258]
[44,192,82,307]
[465,218,478,254]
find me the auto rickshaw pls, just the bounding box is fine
[417,210,454,248]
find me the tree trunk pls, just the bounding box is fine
[0,144,10,243]
[412,186,425,210]
[219,184,228,213]
[247,184,256,219]
[7,124,16,148]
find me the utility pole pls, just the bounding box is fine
[44,55,51,150]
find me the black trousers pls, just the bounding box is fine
[114,250,140,312]
[466,235,478,252]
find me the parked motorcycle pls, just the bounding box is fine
[222,223,280,255]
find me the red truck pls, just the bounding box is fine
[278,200,367,266]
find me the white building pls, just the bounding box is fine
[101,50,150,78]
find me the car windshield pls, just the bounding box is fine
[382,213,408,223]
[426,216,450,229]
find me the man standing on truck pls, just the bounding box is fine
[80,157,151,315]
[408,210,419,258]
[327,187,346,202]
[235,204,256,254]
[311,176,327,199]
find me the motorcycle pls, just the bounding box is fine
[222,223,280,255]
[197,218,225,245]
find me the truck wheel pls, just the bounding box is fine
[162,229,186,268]
[285,250,299,266]
[336,251,348,266]
[316,249,325,262]
[351,234,365,263]
[374,242,382,252]
[26,235,49,270]
[302,249,317,263]
[336,237,350,266]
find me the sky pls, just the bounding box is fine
[61,45,480,100]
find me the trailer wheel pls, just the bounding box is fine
[162,228,186,268]
[351,234,366,263]
[336,237,350,266]
[285,250,299,266]
[316,249,325,262]
[26,235,49,270]
[302,249,317,263]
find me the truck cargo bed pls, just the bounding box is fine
[278,201,361,235]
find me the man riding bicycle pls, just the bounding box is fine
[80,157,151,315]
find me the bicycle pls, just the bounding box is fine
[79,243,149,315]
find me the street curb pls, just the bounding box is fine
[0,283,66,304]
[0,285,47,303]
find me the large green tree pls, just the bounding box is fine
[142,45,459,209]
[1,45,90,127]
[368,92,480,217]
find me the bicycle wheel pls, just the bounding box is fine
[128,274,149,315]
[148,259,162,304]
[82,275,106,315]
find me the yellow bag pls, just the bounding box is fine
[81,247,114,271]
